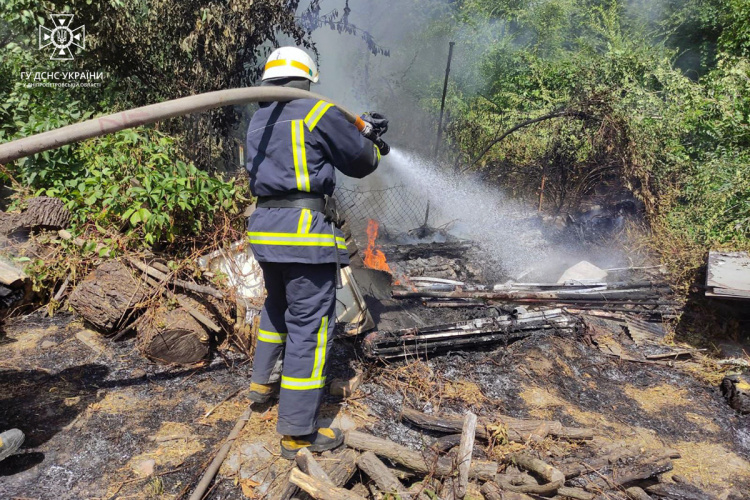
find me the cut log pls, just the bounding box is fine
[278,448,359,500]
[583,457,672,491]
[430,434,463,454]
[0,196,71,237]
[349,483,369,498]
[357,451,410,498]
[329,372,363,397]
[456,412,477,499]
[625,486,653,500]
[324,448,359,487]
[344,430,496,480]
[401,407,593,443]
[296,448,333,483]
[289,469,366,500]
[439,477,456,500]
[18,196,71,231]
[69,260,149,334]
[480,482,534,500]
[496,453,564,495]
[558,486,596,500]
[137,296,210,365]
[558,447,680,480]
[645,482,717,500]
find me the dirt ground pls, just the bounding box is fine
[1,305,749,499]
[0,310,253,499]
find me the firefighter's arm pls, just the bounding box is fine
[315,105,380,179]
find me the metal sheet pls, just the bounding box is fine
[706,251,750,300]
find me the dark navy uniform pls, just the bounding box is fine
[246,98,379,435]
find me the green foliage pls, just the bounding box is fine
[33,128,244,247]
[412,0,750,281]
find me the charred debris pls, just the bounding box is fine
[0,196,749,499]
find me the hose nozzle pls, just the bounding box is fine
[374,137,390,156]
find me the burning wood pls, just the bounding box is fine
[363,308,578,359]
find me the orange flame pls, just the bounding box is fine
[363,219,392,274]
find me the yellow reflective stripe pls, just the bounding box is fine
[248,231,344,241]
[311,316,328,379]
[258,329,287,344]
[249,239,346,249]
[281,375,326,390]
[375,144,381,162]
[304,101,325,126]
[304,100,334,131]
[291,120,302,191]
[297,209,313,234]
[264,59,314,77]
[247,231,346,249]
[291,120,310,192]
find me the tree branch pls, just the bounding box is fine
[462,109,590,172]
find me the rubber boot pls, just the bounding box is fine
[0,429,25,461]
[248,382,279,404]
[280,427,344,459]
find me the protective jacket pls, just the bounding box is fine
[246,98,380,265]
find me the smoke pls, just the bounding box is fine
[279,1,631,280]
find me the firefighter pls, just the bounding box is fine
[245,46,386,459]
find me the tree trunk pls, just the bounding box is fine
[69,260,149,334]
[137,295,211,365]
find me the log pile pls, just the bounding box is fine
[68,258,227,365]
[273,407,717,500]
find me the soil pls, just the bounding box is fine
[1,237,749,499]
[0,310,253,499]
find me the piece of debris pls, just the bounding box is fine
[363,309,578,359]
[706,251,750,299]
[133,458,156,477]
[329,372,363,397]
[720,375,750,414]
[557,260,608,284]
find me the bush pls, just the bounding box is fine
[34,128,244,247]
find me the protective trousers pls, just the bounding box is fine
[251,262,336,436]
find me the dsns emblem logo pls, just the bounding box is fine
[39,14,85,60]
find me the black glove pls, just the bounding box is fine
[360,112,389,139]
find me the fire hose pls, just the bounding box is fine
[0,86,390,165]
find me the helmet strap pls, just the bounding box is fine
[260,77,311,91]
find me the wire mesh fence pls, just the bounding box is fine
[335,184,428,237]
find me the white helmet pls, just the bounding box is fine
[262,46,319,84]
